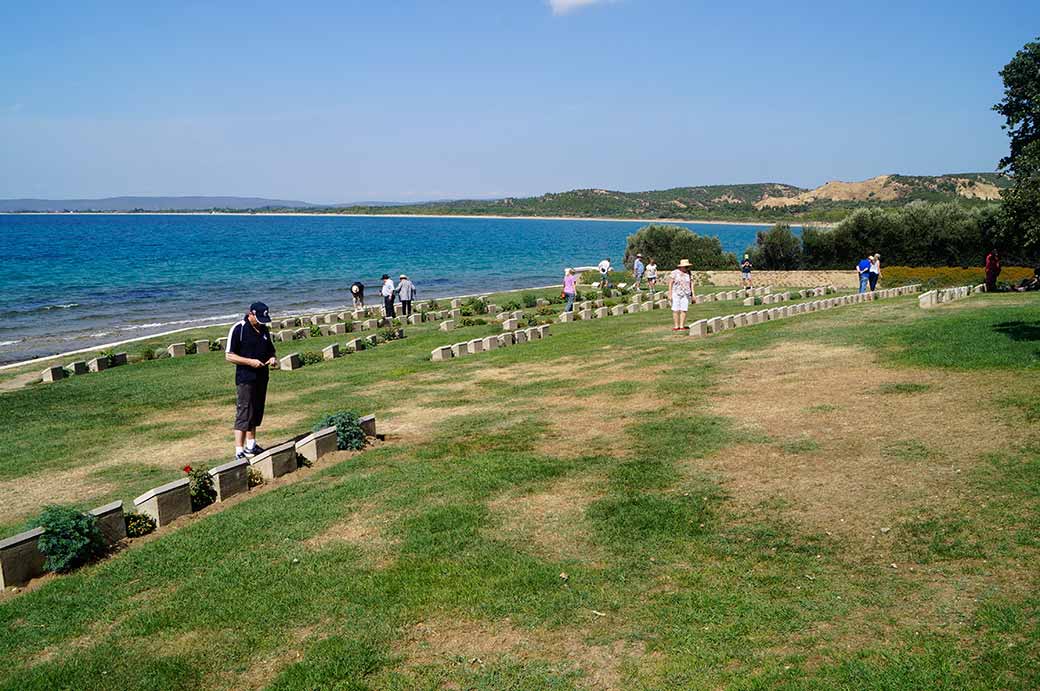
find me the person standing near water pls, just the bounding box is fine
[856,256,872,293]
[598,257,612,291]
[646,258,659,293]
[633,254,645,290]
[740,254,753,289]
[225,302,277,461]
[397,274,416,316]
[351,280,365,309]
[381,274,396,318]
[668,259,694,331]
[563,267,578,312]
[868,254,881,291]
[985,249,1001,292]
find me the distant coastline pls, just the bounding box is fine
[0,211,833,227]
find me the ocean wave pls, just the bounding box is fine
[0,339,21,348]
[116,313,241,332]
[0,302,81,319]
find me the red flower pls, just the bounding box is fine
[183,465,193,473]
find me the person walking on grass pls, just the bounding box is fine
[741,254,753,289]
[868,253,881,291]
[563,267,578,312]
[668,259,695,331]
[856,256,872,293]
[225,302,277,462]
[350,280,365,309]
[598,257,612,292]
[985,249,1001,292]
[646,258,659,293]
[397,274,416,316]
[381,274,396,318]
[633,254,645,290]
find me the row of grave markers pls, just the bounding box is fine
[431,324,552,362]
[0,415,377,592]
[688,285,923,338]
[918,284,985,308]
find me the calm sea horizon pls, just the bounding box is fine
[0,214,794,364]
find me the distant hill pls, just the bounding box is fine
[0,196,316,212]
[319,173,1011,223]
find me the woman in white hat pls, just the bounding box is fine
[667,259,694,331]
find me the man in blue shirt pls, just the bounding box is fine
[856,257,872,293]
[633,254,645,289]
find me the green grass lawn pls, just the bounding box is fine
[1,289,1038,690]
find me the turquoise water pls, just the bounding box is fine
[0,214,778,363]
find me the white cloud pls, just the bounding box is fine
[549,0,613,16]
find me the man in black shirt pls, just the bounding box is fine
[224,302,277,461]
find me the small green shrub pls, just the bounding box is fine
[183,465,216,511]
[33,505,107,573]
[124,511,156,538]
[301,351,324,365]
[183,342,197,355]
[315,411,367,451]
[501,299,521,311]
[463,297,488,315]
[547,294,565,305]
[247,467,264,487]
[209,340,223,352]
[309,325,322,338]
[458,317,488,327]
[459,306,474,316]
[136,348,155,362]
[521,293,538,308]
[535,306,556,316]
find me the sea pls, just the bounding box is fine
[0,214,783,364]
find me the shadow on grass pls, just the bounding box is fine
[993,320,1040,342]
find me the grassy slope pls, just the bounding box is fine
[0,290,1037,690]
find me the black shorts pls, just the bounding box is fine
[235,380,268,431]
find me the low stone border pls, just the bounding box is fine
[918,284,982,308]
[0,414,379,592]
[688,285,922,338]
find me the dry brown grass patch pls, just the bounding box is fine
[488,476,606,563]
[305,503,397,567]
[398,617,649,690]
[702,342,1023,547]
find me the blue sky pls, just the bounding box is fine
[0,1,1035,202]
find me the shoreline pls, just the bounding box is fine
[0,283,564,372]
[0,211,830,227]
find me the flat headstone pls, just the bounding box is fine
[689,319,708,337]
[595,307,609,318]
[345,338,364,352]
[640,302,652,312]
[280,353,303,371]
[194,339,210,354]
[559,311,574,322]
[498,332,515,347]
[705,317,720,334]
[514,329,528,344]
[208,458,250,502]
[111,352,128,366]
[440,320,455,331]
[322,344,340,360]
[467,339,484,355]
[431,346,453,361]
[407,314,422,326]
[451,298,462,309]
[87,357,109,373]
[134,477,191,527]
[578,309,594,320]
[0,527,46,591]
[67,360,88,375]
[502,318,519,331]
[525,327,541,341]
[537,324,551,338]
[365,334,379,347]
[331,323,348,335]
[611,305,625,316]
[481,336,499,351]
[363,319,379,330]
[359,414,376,437]
[451,342,469,358]
[249,441,297,480]
[296,426,339,464]
[626,303,639,314]
[90,500,127,545]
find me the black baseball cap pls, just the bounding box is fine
[249,302,272,323]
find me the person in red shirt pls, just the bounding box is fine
[985,250,1001,292]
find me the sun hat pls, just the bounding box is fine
[248,301,272,323]
[677,259,693,268]
[400,274,407,279]
[636,253,642,258]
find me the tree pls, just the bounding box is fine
[994,37,1040,257]
[746,224,803,269]
[623,224,737,271]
